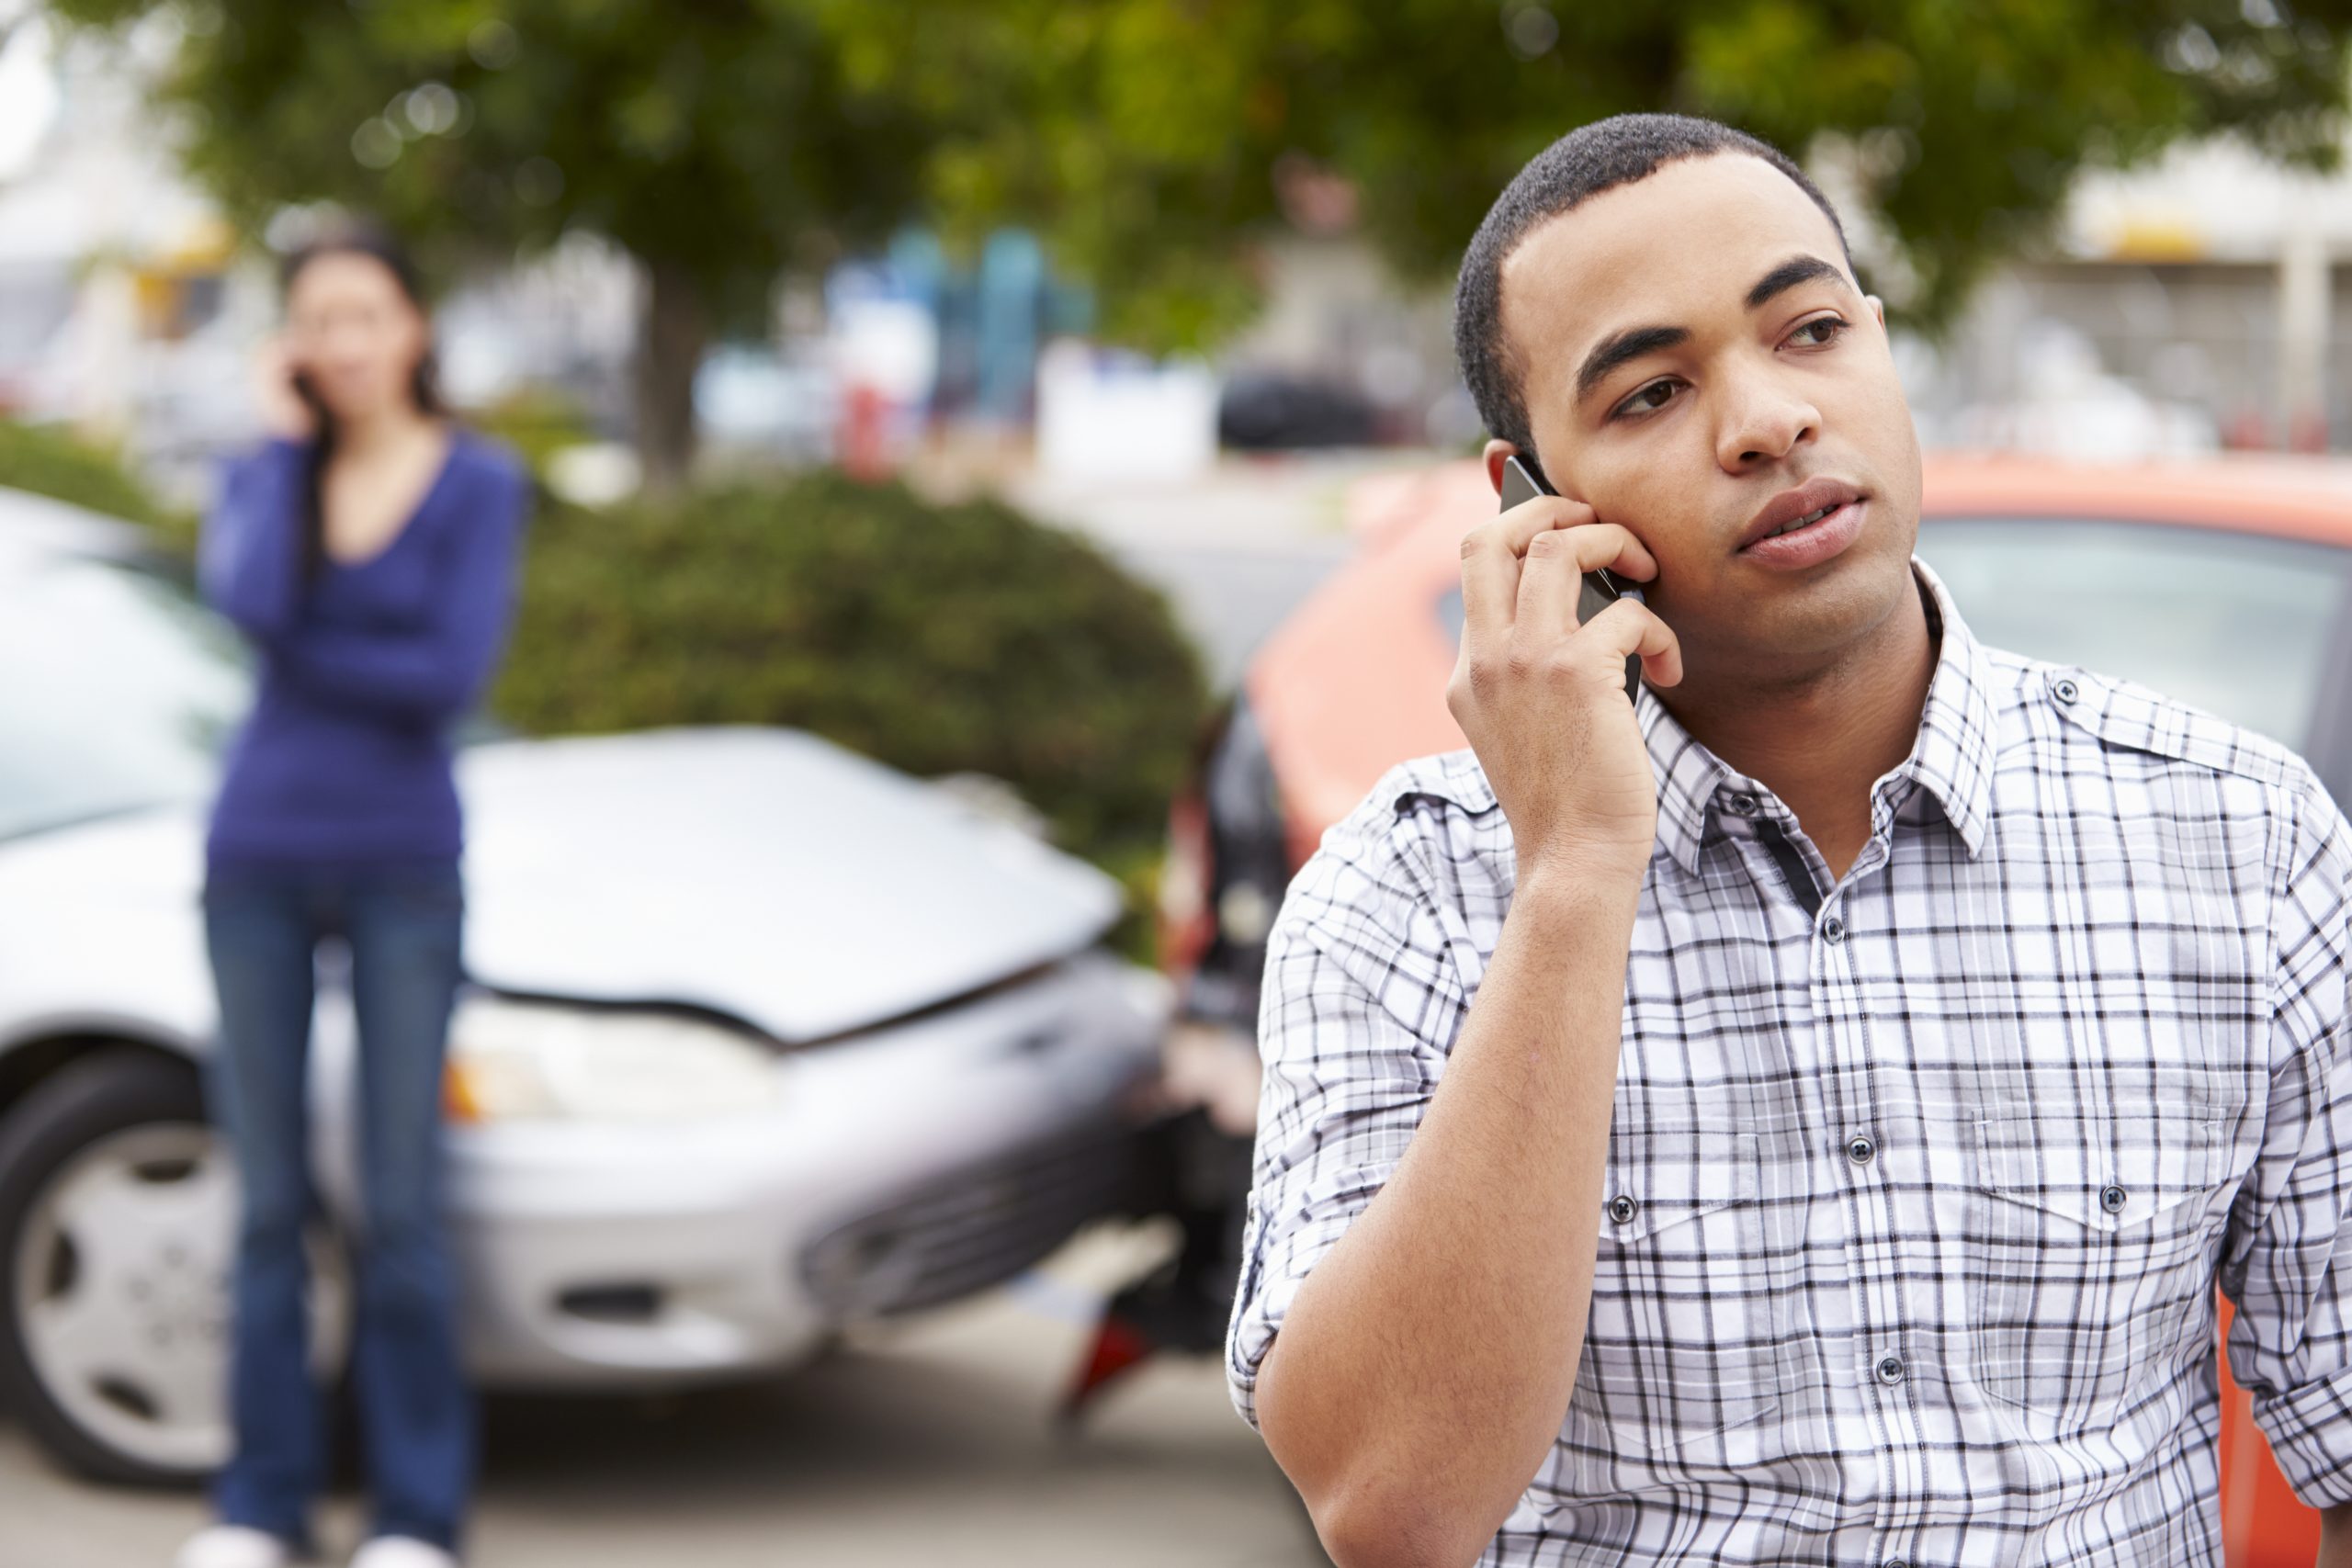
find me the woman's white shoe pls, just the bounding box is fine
[348,1539,458,1568]
[173,1525,292,1568]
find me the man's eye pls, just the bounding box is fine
[1789,316,1849,347]
[1613,379,1679,419]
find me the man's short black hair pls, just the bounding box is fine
[1453,113,1852,458]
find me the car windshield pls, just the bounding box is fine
[1917,518,2352,750]
[0,550,252,840]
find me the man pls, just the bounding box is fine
[1228,113,2352,1566]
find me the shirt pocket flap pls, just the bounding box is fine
[1977,1115,2224,1234]
[1601,1128,1761,1244]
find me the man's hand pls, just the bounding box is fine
[1448,495,1681,890]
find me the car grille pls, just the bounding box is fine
[797,1123,1148,1318]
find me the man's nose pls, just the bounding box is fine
[1713,366,1820,472]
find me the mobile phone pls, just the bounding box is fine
[289,367,327,422]
[1498,454,1643,705]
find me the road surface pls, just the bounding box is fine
[0,1227,1328,1567]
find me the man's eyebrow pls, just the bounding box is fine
[1576,324,1689,402]
[1746,254,1845,311]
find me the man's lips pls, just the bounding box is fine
[1739,494,1866,571]
[1736,477,1864,552]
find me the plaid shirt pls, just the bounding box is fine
[1230,564,2352,1564]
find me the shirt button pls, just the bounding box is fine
[2052,677,2080,705]
[2100,1184,2128,1213]
[1876,1354,1905,1385]
[1724,791,1758,816]
[1846,1134,1877,1165]
[1608,1194,1638,1225]
[1822,916,1848,944]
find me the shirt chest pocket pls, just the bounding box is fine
[1971,1114,2225,1424]
[1570,1126,1783,1457]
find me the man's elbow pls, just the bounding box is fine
[1271,1422,1487,1568]
[1259,1331,1506,1568]
[1306,1477,1488,1568]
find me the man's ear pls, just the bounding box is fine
[1867,294,1887,331]
[1482,439,1519,495]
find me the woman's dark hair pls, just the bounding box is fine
[279,223,445,581]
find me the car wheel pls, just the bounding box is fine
[0,1048,348,1486]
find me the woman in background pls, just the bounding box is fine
[175,226,528,1568]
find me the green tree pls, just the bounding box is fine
[52,1,2352,457]
[823,0,2352,347]
[46,0,935,491]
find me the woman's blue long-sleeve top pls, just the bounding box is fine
[198,433,529,868]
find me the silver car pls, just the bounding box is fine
[0,489,1169,1484]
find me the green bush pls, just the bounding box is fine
[0,419,192,543]
[495,471,1209,874]
[469,386,596,481]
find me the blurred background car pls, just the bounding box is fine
[0,484,1169,1488]
[1160,450,2352,1568]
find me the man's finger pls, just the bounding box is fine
[1495,492,1597,557]
[1458,521,1526,648]
[1462,496,1591,642]
[1543,521,1658,583]
[1514,527,1587,641]
[1514,521,1661,636]
[1578,598,1684,688]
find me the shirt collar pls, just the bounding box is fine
[1636,559,1998,875]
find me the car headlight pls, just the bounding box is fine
[444,995,783,1123]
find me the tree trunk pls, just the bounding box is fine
[633,257,706,498]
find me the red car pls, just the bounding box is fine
[1164,453,2352,1566]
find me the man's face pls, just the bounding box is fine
[1493,152,1924,689]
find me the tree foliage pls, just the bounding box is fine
[44,0,936,484]
[51,0,937,314]
[45,0,2352,395]
[822,0,2352,344]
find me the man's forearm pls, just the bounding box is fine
[1256,866,1637,1568]
[2322,1502,2352,1567]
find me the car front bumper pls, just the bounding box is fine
[317,953,1167,1389]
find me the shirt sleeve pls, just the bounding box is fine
[197,439,309,642]
[1226,792,1464,1431]
[2222,774,2352,1507]
[274,458,529,725]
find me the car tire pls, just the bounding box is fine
[0,1048,228,1484]
[0,1047,253,1486]
[0,1047,352,1492]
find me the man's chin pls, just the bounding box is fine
[1679,549,1920,684]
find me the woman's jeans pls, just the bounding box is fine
[201,860,474,1553]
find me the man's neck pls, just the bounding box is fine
[1657,582,1939,882]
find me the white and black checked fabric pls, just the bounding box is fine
[1230,563,2352,1564]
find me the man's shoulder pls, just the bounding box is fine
[1297,750,1511,903]
[1982,643,2320,798]
[1365,748,1502,818]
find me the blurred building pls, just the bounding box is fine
[0,23,274,499]
[1906,140,2352,457]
